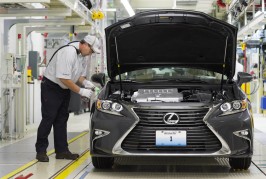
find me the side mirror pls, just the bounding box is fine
[237,72,253,86]
[91,73,105,87]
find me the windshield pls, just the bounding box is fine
[115,67,226,83]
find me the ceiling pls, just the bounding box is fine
[0,0,219,18]
[0,0,223,26]
[131,0,215,14]
[106,0,224,23]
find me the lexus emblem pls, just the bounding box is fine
[163,113,179,125]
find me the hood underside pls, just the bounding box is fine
[105,10,237,79]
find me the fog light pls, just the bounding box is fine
[93,129,110,141]
[220,102,231,112]
[240,131,249,136]
[95,130,103,135]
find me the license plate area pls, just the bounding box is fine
[156,130,187,146]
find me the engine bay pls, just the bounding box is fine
[107,84,233,103]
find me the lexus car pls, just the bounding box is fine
[89,10,253,170]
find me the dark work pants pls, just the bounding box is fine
[35,77,70,153]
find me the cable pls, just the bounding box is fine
[1,73,15,139]
[2,89,12,139]
[246,80,260,95]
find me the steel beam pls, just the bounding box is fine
[4,18,85,45]
[0,0,50,2]
[26,25,91,34]
[0,8,72,17]
[58,0,94,25]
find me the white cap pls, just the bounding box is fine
[83,35,101,54]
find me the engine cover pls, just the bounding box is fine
[131,88,183,103]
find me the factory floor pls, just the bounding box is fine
[1,113,266,179]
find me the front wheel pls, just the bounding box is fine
[92,156,114,169]
[229,157,251,170]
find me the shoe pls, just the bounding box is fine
[56,151,79,160]
[36,152,49,162]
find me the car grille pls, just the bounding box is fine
[121,108,222,153]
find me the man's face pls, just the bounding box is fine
[80,43,94,56]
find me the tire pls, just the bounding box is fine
[229,157,252,170]
[92,156,114,169]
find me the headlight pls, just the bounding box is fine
[220,102,231,112]
[219,99,247,116]
[102,101,111,110]
[232,101,241,110]
[96,100,123,116]
[112,102,123,112]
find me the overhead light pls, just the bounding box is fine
[175,0,198,5]
[26,3,45,9]
[120,0,135,17]
[25,16,45,19]
[102,8,117,12]
[136,8,159,10]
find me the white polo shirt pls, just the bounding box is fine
[233,61,244,80]
[44,42,88,89]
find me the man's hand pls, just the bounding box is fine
[79,88,93,98]
[83,80,95,90]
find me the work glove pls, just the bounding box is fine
[83,80,95,90]
[79,88,93,99]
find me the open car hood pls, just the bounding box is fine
[105,10,237,79]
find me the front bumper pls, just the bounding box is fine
[90,104,253,158]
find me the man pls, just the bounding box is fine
[233,53,244,80]
[35,35,100,162]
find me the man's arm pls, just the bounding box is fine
[60,78,93,98]
[78,76,86,86]
[78,76,95,90]
[59,78,80,93]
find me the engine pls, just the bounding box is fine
[109,87,223,103]
[131,88,183,103]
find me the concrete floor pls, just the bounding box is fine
[1,113,266,179]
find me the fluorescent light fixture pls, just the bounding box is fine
[25,16,45,19]
[175,0,198,5]
[136,8,159,10]
[102,8,117,12]
[120,0,135,17]
[26,3,45,9]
